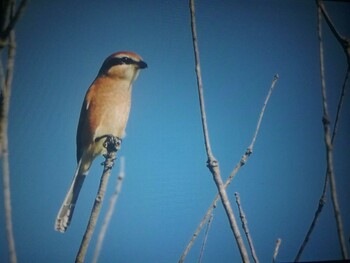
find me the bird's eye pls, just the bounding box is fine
[121,57,133,64]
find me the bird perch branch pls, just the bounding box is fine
[75,136,121,263]
[92,156,125,263]
[0,2,20,262]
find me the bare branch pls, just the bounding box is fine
[0,7,18,260]
[295,1,350,260]
[188,0,249,262]
[316,1,348,259]
[92,157,125,263]
[1,1,28,261]
[75,136,121,263]
[295,65,349,263]
[235,192,259,263]
[249,74,279,152]
[179,75,278,262]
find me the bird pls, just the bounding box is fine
[55,51,147,233]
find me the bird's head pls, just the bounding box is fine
[98,51,147,82]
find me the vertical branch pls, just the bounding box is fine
[189,0,213,159]
[75,136,121,263]
[316,1,348,259]
[295,1,349,260]
[189,0,249,262]
[1,36,17,263]
[235,192,259,263]
[197,213,213,263]
[0,1,18,262]
[92,157,125,263]
[179,75,278,263]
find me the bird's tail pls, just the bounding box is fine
[55,159,87,233]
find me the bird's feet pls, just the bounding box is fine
[95,134,122,147]
[99,135,121,169]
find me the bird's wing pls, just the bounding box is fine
[76,95,91,163]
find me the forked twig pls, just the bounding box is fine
[188,0,249,262]
[315,1,348,259]
[92,157,125,263]
[318,0,350,66]
[75,136,121,263]
[295,1,350,261]
[179,75,278,262]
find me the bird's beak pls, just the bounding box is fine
[137,60,147,69]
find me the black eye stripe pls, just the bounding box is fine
[109,57,135,66]
[98,57,134,74]
[98,56,147,75]
[121,57,134,64]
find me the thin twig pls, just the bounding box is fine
[249,74,279,152]
[75,136,121,263]
[189,0,249,262]
[198,213,213,263]
[316,1,348,259]
[272,238,282,263]
[179,75,278,263]
[235,192,259,263]
[92,157,125,263]
[179,198,216,263]
[294,180,327,262]
[332,67,349,143]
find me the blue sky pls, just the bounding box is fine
[1,1,349,262]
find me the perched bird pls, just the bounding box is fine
[55,51,147,233]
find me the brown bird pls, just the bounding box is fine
[55,51,147,233]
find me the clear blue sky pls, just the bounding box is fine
[1,1,349,262]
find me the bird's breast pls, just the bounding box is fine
[86,78,132,142]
